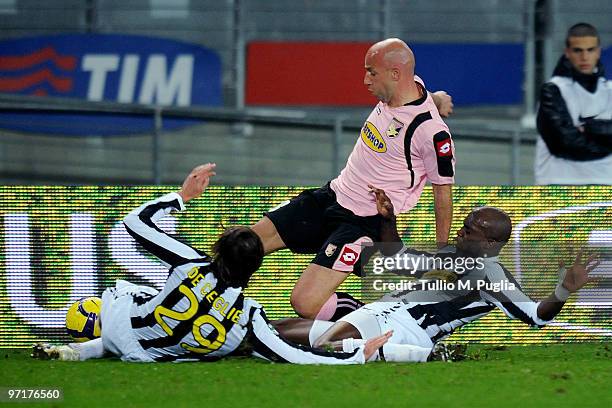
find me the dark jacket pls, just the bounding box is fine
[536,56,611,161]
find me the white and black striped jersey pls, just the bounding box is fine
[120,192,367,364]
[379,247,553,343]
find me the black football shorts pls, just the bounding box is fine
[265,183,383,275]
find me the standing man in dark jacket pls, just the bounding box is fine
[535,23,611,185]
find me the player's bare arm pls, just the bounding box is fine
[318,330,393,361]
[432,183,453,248]
[178,163,216,203]
[537,251,600,321]
[369,184,402,254]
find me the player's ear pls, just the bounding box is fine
[391,68,400,81]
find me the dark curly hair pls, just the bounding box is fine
[211,227,264,288]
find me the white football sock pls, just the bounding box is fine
[70,338,106,360]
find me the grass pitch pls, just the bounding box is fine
[1,343,610,408]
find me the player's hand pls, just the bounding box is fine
[363,331,392,361]
[178,163,216,203]
[432,91,454,118]
[369,185,395,220]
[560,250,600,293]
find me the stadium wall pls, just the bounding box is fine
[0,121,537,186]
[0,185,610,348]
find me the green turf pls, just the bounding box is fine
[1,343,610,408]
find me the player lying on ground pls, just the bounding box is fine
[272,187,599,362]
[33,164,390,364]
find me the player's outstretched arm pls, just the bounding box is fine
[537,251,600,321]
[178,163,216,203]
[123,163,216,267]
[479,251,598,327]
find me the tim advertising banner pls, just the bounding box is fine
[0,34,222,135]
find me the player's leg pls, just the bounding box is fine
[270,317,364,352]
[253,187,330,256]
[318,304,435,363]
[292,229,374,320]
[312,321,363,348]
[260,186,371,319]
[290,263,351,319]
[272,318,340,346]
[251,216,286,255]
[32,338,107,361]
[272,318,314,345]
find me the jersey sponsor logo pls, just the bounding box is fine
[386,117,404,138]
[325,243,337,257]
[360,122,387,153]
[0,34,221,135]
[436,138,452,157]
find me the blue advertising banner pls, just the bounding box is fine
[0,34,222,135]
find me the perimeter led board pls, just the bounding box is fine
[0,186,610,347]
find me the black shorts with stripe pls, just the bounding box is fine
[265,182,383,275]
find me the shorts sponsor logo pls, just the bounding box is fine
[339,247,358,265]
[386,118,404,138]
[360,122,386,153]
[436,138,452,157]
[331,237,373,272]
[325,243,337,257]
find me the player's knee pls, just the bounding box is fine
[290,293,320,319]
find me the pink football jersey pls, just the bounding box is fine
[330,77,455,216]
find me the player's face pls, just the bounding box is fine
[565,36,600,74]
[455,212,489,256]
[364,52,393,102]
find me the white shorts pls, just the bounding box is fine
[101,280,157,363]
[339,301,433,349]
